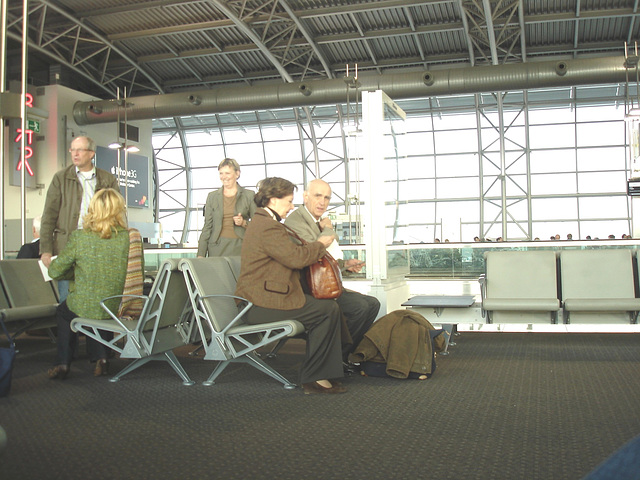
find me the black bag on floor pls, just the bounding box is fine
[0,318,16,397]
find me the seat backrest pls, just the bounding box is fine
[0,259,59,307]
[560,249,636,299]
[225,256,242,281]
[0,282,10,310]
[138,258,191,351]
[485,250,558,299]
[180,257,240,333]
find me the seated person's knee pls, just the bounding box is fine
[326,300,341,319]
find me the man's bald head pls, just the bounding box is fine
[304,179,332,220]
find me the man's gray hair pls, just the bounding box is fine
[85,136,97,152]
[33,215,42,234]
[74,136,97,152]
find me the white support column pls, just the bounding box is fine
[361,90,409,314]
[632,197,640,238]
[361,90,387,284]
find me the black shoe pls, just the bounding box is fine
[343,361,360,376]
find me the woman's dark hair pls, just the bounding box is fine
[254,177,297,208]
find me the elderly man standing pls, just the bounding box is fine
[285,179,380,367]
[40,136,119,300]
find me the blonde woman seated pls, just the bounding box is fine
[234,177,346,394]
[47,188,130,380]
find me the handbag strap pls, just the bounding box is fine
[282,224,339,263]
[282,224,308,245]
[0,316,14,347]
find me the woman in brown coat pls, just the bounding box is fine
[235,177,346,394]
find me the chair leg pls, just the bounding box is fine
[243,352,297,389]
[164,351,195,386]
[203,360,231,386]
[265,337,288,359]
[203,353,297,389]
[109,357,154,383]
[46,327,57,343]
[109,352,194,385]
[439,325,452,356]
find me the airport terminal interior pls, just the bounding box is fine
[2,1,640,478]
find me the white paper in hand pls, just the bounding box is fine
[326,239,343,260]
[38,256,56,282]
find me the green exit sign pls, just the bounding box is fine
[27,119,40,133]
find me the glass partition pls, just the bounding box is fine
[404,240,640,279]
[143,240,640,280]
[143,248,196,276]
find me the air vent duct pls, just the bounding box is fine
[74,56,626,125]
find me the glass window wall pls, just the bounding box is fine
[152,84,634,251]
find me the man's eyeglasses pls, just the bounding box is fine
[69,148,92,153]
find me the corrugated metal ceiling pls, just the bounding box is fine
[4,0,639,99]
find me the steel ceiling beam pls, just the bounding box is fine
[6,0,164,96]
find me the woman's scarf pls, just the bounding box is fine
[117,228,144,321]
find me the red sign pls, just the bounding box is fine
[14,93,35,176]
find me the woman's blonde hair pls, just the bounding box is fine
[218,157,240,173]
[83,188,127,238]
[218,157,241,181]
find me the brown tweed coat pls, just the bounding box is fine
[235,208,326,310]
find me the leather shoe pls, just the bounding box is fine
[302,381,347,395]
[94,359,109,377]
[343,361,360,376]
[47,365,69,380]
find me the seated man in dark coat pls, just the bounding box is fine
[17,215,41,259]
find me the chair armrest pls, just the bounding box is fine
[198,293,253,335]
[0,304,57,322]
[98,294,150,332]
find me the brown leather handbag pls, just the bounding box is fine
[284,225,343,299]
[306,251,343,299]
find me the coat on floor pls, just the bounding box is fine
[348,309,446,378]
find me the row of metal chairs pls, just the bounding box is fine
[479,249,640,324]
[0,259,58,340]
[70,257,305,387]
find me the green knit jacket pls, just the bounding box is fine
[48,226,129,319]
